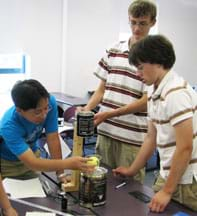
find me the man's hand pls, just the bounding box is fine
[65,156,95,173]
[112,166,132,177]
[57,173,72,184]
[94,112,109,126]
[76,106,86,113]
[148,189,172,213]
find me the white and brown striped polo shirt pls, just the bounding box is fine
[148,71,197,184]
[94,39,148,146]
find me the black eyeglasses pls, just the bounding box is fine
[128,20,149,28]
[29,105,52,117]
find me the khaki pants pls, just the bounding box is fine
[96,135,145,183]
[153,175,197,211]
[0,150,40,180]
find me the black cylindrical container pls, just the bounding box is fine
[58,191,67,212]
[79,167,107,208]
[77,111,94,137]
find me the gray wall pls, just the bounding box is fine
[63,0,197,96]
[157,0,197,86]
[0,0,196,98]
[0,0,62,91]
[63,0,124,97]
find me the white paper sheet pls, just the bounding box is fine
[3,177,46,199]
[58,124,73,133]
[44,134,71,158]
[26,213,55,216]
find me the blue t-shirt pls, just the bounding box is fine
[0,95,58,161]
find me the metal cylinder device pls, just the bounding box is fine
[58,191,67,212]
[77,111,94,137]
[79,167,108,208]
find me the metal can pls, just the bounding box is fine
[79,167,108,208]
[77,111,94,137]
[58,191,67,212]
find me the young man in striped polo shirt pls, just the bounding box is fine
[113,34,197,212]
[79,0,157,183]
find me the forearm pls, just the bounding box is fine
[0,194,12,211]
[84,80,105,111]
[162,147,192,194]
[128,139,155,176]
[84,92,103,111]
[105,94,147,119]
[110,102,146,118]
[19,148,72,172]
[46,134,65,175]
[27,157,73,172]
[163,118,193,194]
[127,121,156,176]
[0,180,12,210]
[47,139,62,160]
[49,150,63,176]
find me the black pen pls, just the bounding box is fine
[115,181,127,189]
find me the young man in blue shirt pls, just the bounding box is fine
[0,79,92,181]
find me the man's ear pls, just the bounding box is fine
[16,107,22,114]
[151,18,156,27]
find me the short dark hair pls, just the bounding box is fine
[11,79,49,110]
[128,0,157,21]
[129,34,176,70]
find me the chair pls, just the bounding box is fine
[63,106,76,123]
[57,105,64,117]
[58,106,76,151]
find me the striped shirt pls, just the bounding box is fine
[94,39,148,146]
[148,71,197,184]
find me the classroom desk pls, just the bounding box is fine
[9,168,196,216]
[9,173,94,216]
[92,169,196,216]
[51,92,88,106]
[10,195,92,216]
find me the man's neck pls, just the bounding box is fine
[129,37,136,49]
[154,70,169,90]
[129,36,146,49]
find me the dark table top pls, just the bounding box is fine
[9,168,196,216]
[51,92,88,106]
[92,169,196,216]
